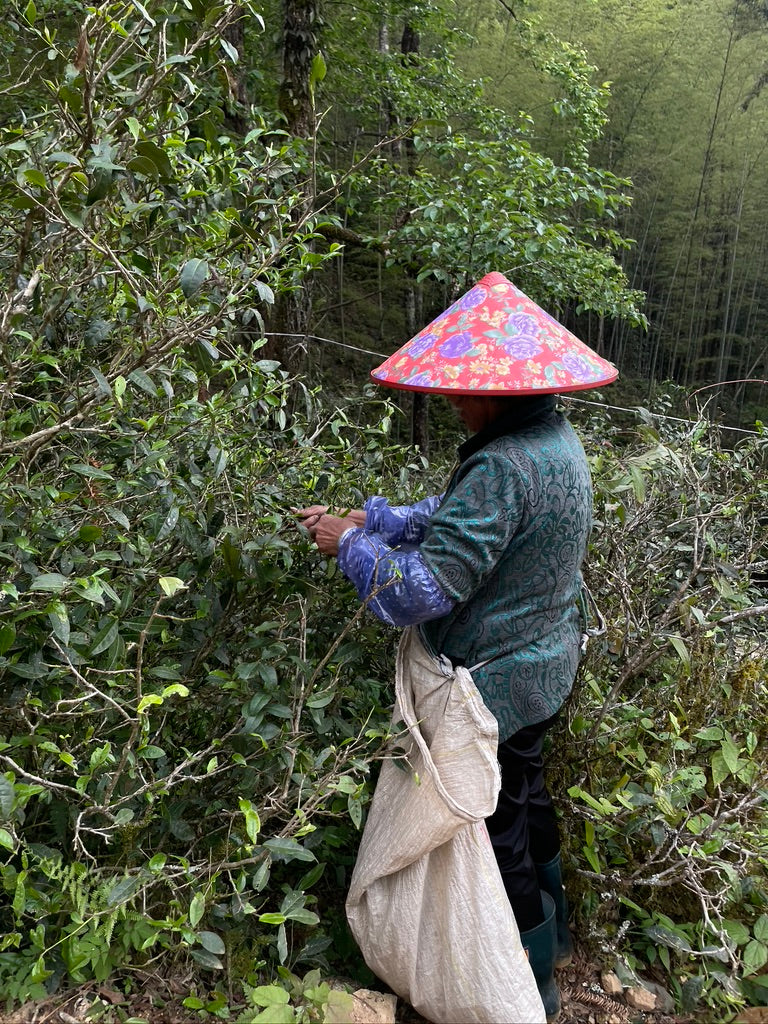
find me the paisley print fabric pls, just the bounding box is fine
[370,271,618,396]
[419,404,592,741]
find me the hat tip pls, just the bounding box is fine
[477,271,510,289]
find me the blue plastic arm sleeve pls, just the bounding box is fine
[363,494,444,546]
[337,528,455,627]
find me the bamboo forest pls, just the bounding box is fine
[0,0,766,1022]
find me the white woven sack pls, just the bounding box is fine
[346,627,545,1024]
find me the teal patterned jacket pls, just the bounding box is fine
[418,398,592,739]
[337,396,592,741]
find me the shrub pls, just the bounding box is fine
[559,406,768,1017]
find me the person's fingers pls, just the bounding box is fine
[295,504,328,519]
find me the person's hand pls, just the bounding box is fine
[295,505,328,531]
[296,506,366,529]
[295,506,365,556]
[304,514,354,556]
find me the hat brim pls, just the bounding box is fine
[369,368,619,397]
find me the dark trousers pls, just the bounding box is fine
[486,713,561,931]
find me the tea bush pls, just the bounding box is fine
[0,0,428,1005]
[558,405,768,1018]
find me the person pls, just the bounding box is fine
[298,272,617,1020]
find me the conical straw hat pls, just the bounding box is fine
[371,272,618,395]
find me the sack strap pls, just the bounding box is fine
[395,630,480,824]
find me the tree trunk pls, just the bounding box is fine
[265,0,323,371]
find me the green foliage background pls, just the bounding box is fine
[0,0,766,1021]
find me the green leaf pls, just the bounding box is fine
[23,168,46,189]
[127,155,161,178]
[253,859,270,892]
[754,915,768,943]
[323,990,356,1024]
[0,623,16,655]
[198,930,225,954]
[70,463,114,481]
[720,735,742,774]
[128,368,158,396]
[348,795,362,830]
[48,601,70,645]
[89,366,112,396]
[137,694,163,713]
[106,508,131,530]
[667,634,690,665]
[297,863,325,891]
[190,948,223,970]
[220,37,239,63]
[255,280,275,304]
[0,827,15,851]
[24,0,36,25]
[258,912,286,926]
[106,875,140,907]
[333,775,358,795]
[90,617,119,656]
[694,726,723,742]
[159,576,186,597]
[157,507,180,542]
[647,923,693,952]
[249,985,290,1007]
[284,907,319,926]
[0,776,16,818]
[130,0,156,27]
[239,798,261,843]
[78,524,103,543]
[180,258,210,298]
[189,891,205,928]
[710,750,729,788]
[86,166,113,205]
[161,683,189,699]
[46,150,80,166]
[30,573,69,593]
[138,745,165,759]
[722,919,750,946]
[744,939,768,975]
[263,838,316,863]
[61,207,84,228]
[125,117,141,140]
[251,1006,294,1024]
[134,140,172,178]
[583,845,601,873]
[197,336,219,360]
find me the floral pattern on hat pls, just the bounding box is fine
[371,272,618,395]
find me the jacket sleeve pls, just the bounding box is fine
[363,494,443,547]
[337,528,455,627]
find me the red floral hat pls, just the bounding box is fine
[371,272,618,395]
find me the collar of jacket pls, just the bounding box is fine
[457,394,558,463]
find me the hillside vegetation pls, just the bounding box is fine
[0,1,767,1021]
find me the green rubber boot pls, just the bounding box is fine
[521,891,560,1022]
[535,854,574,968]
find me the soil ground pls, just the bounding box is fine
[3,950,692,1024]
